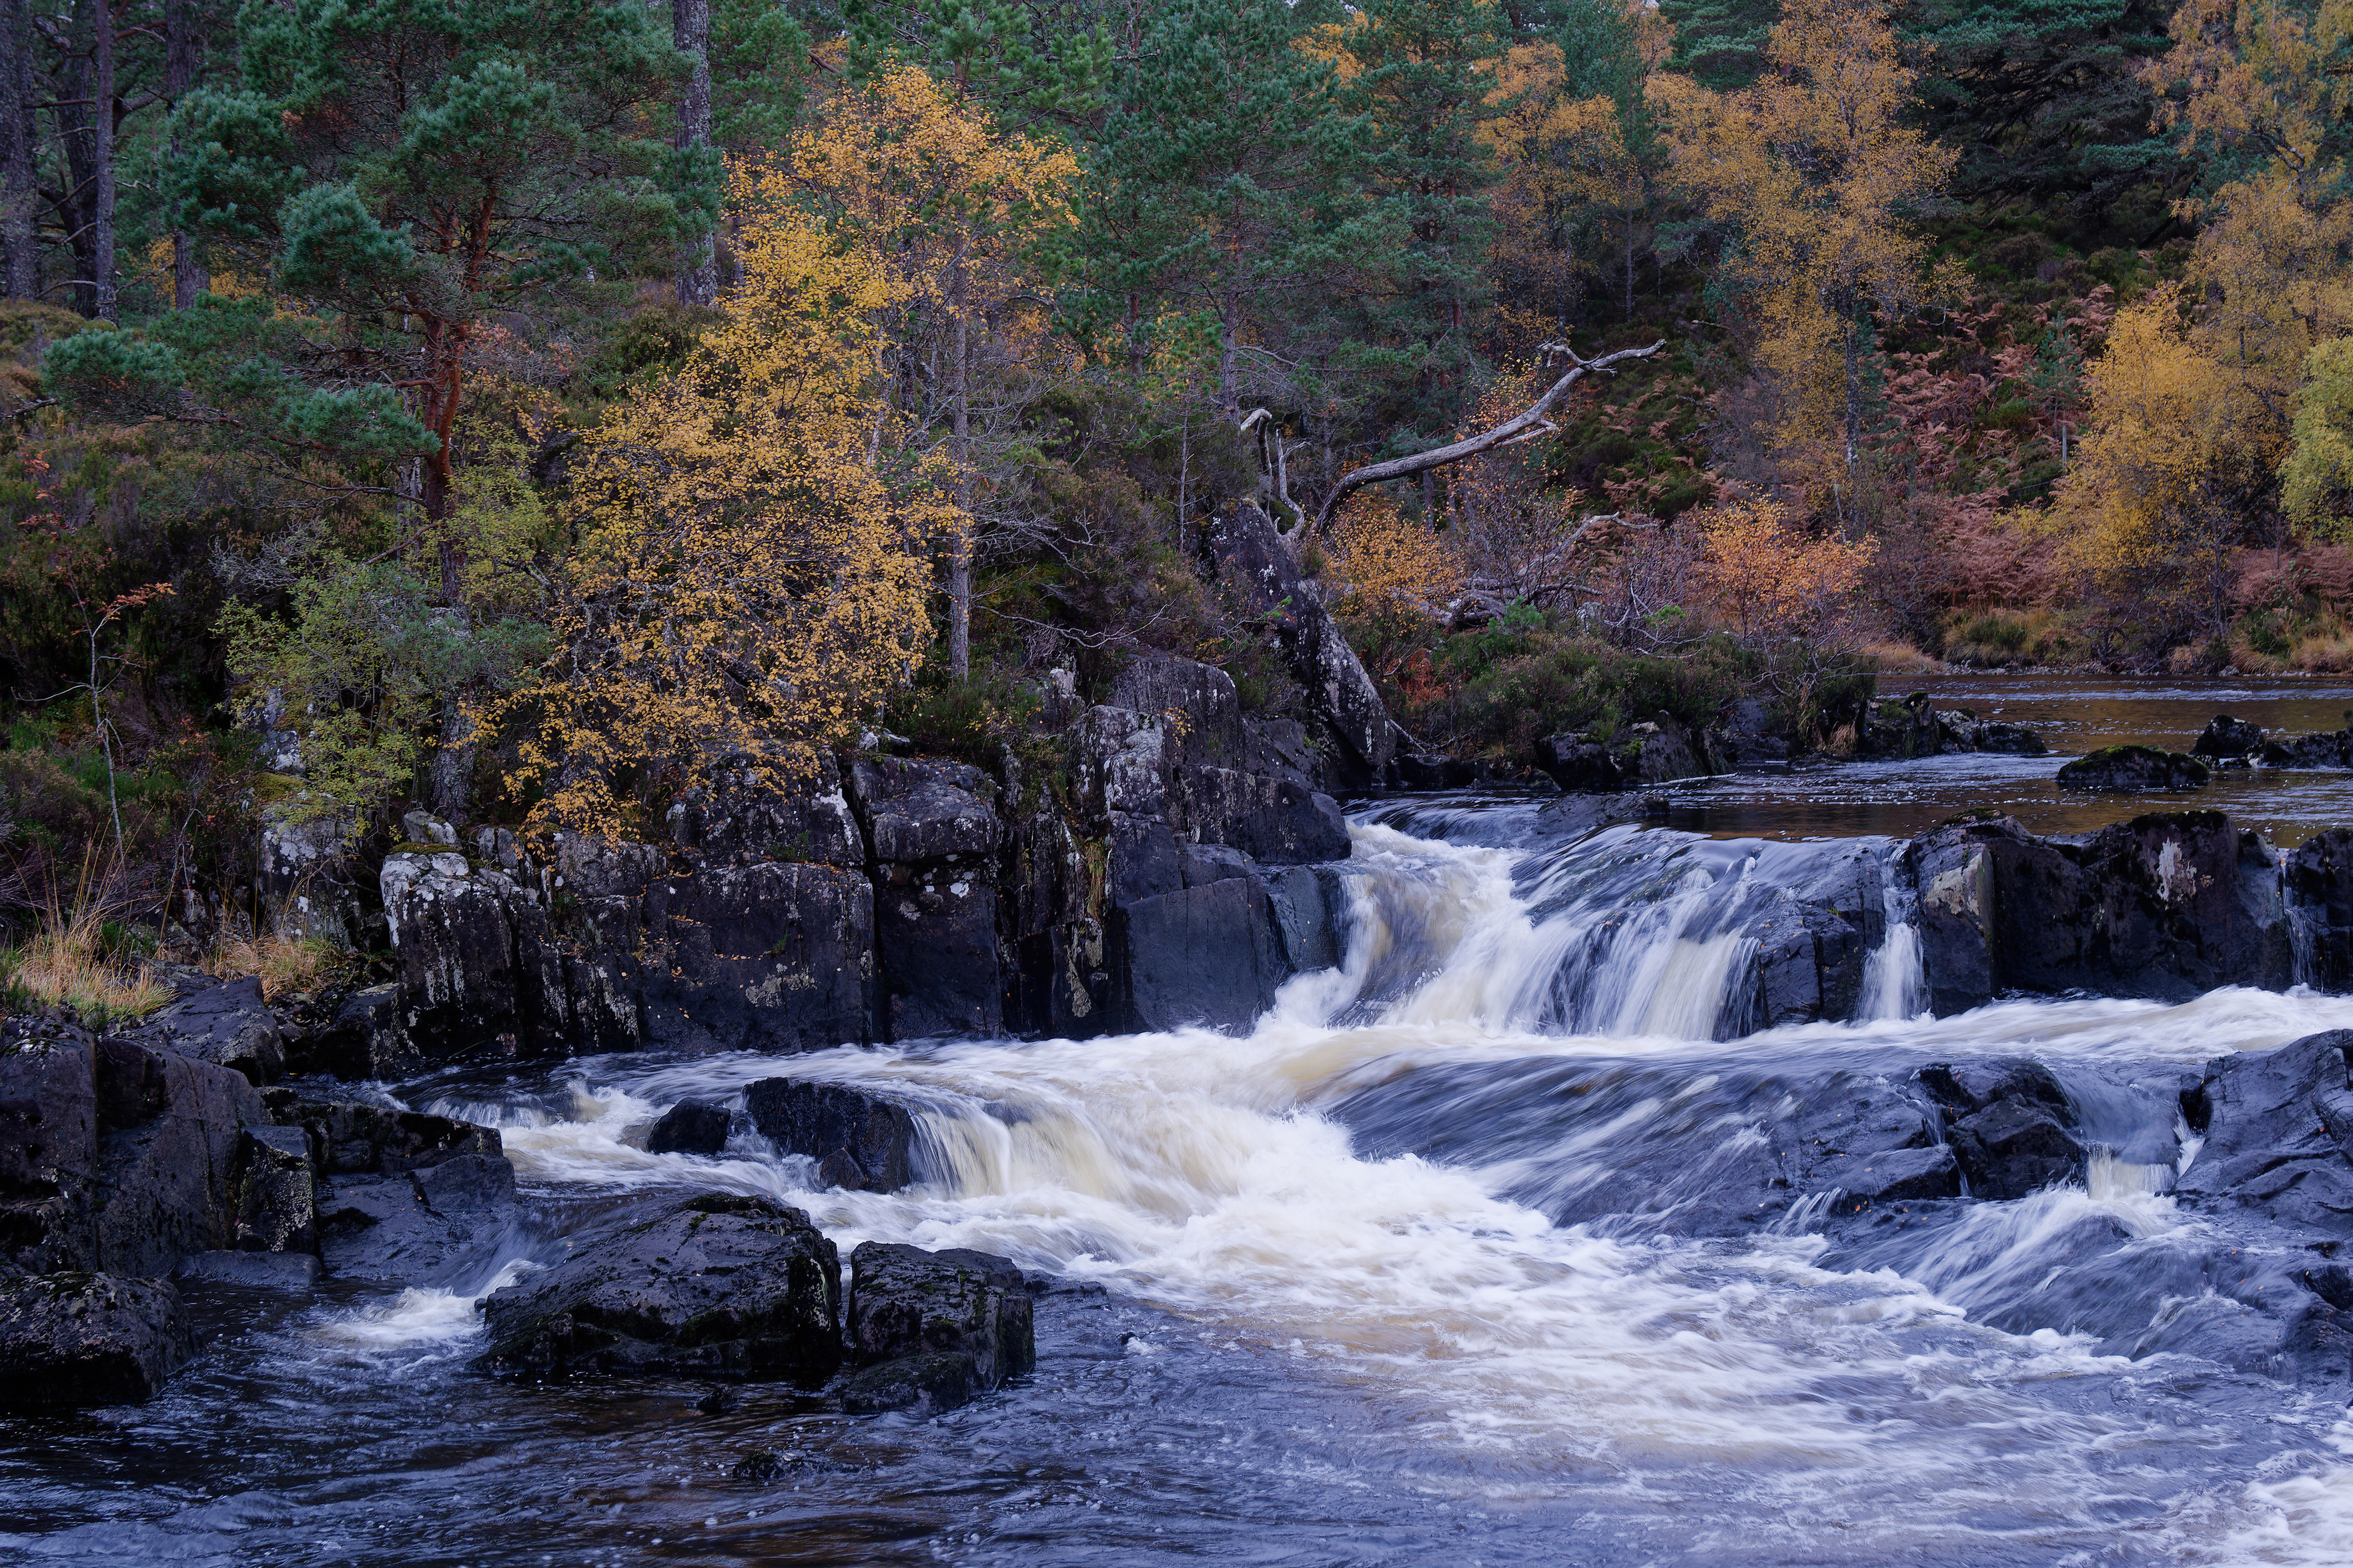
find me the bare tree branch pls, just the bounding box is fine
[1302,339,1667,538]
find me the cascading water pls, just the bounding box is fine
[19,804,2353,1566]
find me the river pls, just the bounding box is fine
[8,678,2353,1566]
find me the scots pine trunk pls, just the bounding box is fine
[0,0,34,299]
[673,0,716,307]
[165,0,204,308]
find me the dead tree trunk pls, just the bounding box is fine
[1300,339,1665,538]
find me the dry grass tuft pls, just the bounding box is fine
[1858,640,1945,673]
[202,934,349,1000]
[1,859,169,1028]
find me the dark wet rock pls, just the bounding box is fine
[1907,812,2290,1014]
[1947,1098,2084,1199]
[1622,716,1707,785]
[292,982,412,1080]
[175,1250,322,1291]
[2286,829,2353,994]
[1113,876,1280,1032]
[1111,654,1248,767]
[848,757,1002,1040]
[2055,744,2209,792]
[1182,766,1349,865]
[476,1194,840,1381]
[2176,1031,2353,1233]
[262,1084,502,1175]
[744,1078,916,1193]
[2194,714,2267,758]
[1919,1058,2071,1117]
[638,860,876,1054]
[317,1148,520,1285]
[1947,715,2048,756]
[645,1099,731,1156]
[1819,1146,1961,1211]
[731,1449,783,1482]
[131,974,284,1087]
[1860,691,1943,760]
[233,1124,316,1254]
[1532,734,1624,792]
[840,1242,1033,1415]
[1203,502,1396,788]
[0,1273,194,1409]
[694,1384,737,1415]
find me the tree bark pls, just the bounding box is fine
[165,0,205,308]
[947,232,972,679]
[1306,339,1665,536]
[0,0,35,299]
[672,0,716,307]
[90,0,115,320]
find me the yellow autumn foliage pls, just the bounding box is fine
[502,93,971,834]
[1333,492,1466,620]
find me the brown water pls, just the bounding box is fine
[1662,674,2353,845]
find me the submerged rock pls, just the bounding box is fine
[840,1242,1034,1416]
[0,1273,194,1409]
[476,1194,840,1381]
[2055,744,2210,792]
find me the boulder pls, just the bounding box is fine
[849,756,1001,866]
[1111,655,1246,767]
[1859,692,1943,759]
[1113,876,1280,1032]
[0,1029,101,1275]
[233,1124,316,1253]
[89,1036,265,1279]
[639,860,877,1052]
[2194,714,2267,758]
[2287,828,2353,991]
[1937,709,2048,755]
[2055,744,2210,792]
[475,1194,840,1381]
[0,1273,194,1409]
[1947,1098,2084,1199]
[1621,716,1707,785]
[849,757,1002,1040]
[380,846,532,1056]
[645,1099,732,1156]
[744,1078,917,1192]
[839,1242,1034,1415]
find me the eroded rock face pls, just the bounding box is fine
[2176,1031,2353,1233]
[1906,812,2289,1012]
[850,758,1003,1040]
[136,974,283,1086]
[840,1243,1033,1415]
[475,1194,840,1381]
[256,803,362,947]
[0,1273,193,1409]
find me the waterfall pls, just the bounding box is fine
[1860,863,1928,1021]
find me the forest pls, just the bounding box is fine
[2,0,2349,1008]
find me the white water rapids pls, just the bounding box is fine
[343,818,2353,1564]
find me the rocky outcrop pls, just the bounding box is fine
[2175,1031,2353,1233]
[0,1273,194,1409]
[1202,500,1396,788]
[745,1078,917,1192]
[1906,811,2291,1013]
[1531,715,1713,792]
[1917,1058,2085,1199]
[475,1194,841,1381]
[256,802,363,947]
[2260,729,2353,767]
[839,1243,1033,1416]
[2056,744,2209,791]
[133,973,283,1086]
